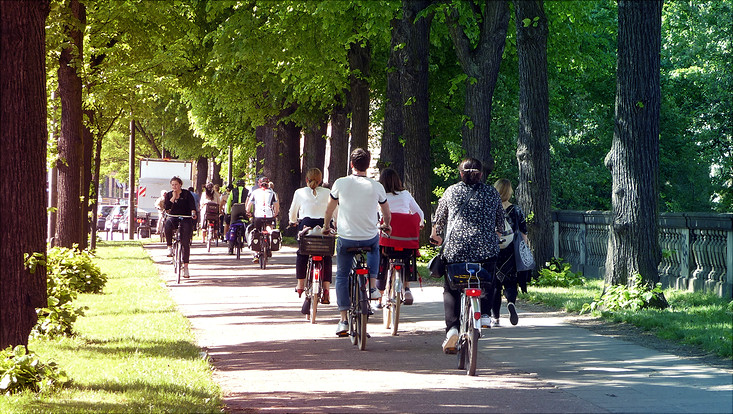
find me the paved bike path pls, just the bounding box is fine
[145,242,733,413]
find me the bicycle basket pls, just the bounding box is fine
[445,262,492,290]
[299,235,336,256]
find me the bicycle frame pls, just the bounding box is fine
[461,262,484,335]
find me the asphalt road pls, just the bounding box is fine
[145,241,733,414]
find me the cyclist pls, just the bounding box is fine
[289,167,334,303]
[200,182,220,242]
[226,179,249,255]
[430,158,504,353]
[322,148,392,336]
[376,168,424,306]
[245,176,279,263]
[164,176,198,278]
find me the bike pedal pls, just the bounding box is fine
[337,332,349,338]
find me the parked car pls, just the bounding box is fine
[96,205,115,231]
[104,205,128,232]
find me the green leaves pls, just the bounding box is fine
[522,16,540,28]
[0,346,69,394]
[582,274,666,315]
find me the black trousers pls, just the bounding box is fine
[164,217,194,264]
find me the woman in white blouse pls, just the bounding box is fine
[289,168,334,304]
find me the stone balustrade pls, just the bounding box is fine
[551,211,732,299]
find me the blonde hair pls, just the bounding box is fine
[305,168,323,195]
[494,178,513,202]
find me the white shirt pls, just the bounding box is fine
[289,186,330,223]
[330,175,387,240]
[249,187,278,218]
[385,191,424,222]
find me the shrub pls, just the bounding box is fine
[0,346,69,394]
[582,275,666,315]
[417,244,440,263]
[46,246,107,294]
[31,269,86,339]
[533,258,585,287]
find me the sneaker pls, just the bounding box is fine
[167,247,173,257]
[508,302,519,325]
[182,267,190,278]
[375,298,384,309]
[480,314,491,328]
[335,320,348,336]
[442,327,459,354]
[403,290,414,305]
[369,288,381,300]
[490,318,500,328]
[320,290,330,304]
[228,249,233,255]
[253,257,259,263]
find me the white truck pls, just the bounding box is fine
[137,158,194,232]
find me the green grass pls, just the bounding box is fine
[0,241,223,413]
[521,278,733,359]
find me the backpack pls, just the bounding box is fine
[498,206,515,249]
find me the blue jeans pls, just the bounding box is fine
[335,235,380,311]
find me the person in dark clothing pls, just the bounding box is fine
[164,176,197,278]
[430,158,505,354]
[490,178,529,327]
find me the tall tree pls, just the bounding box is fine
[401,0,434,243]
[348,40,372,151]
[446,0,510,176]
[604,0,666,302]
[0,0,49,348]
[302,116,328,178]
[328,102,351,183]
[55,0,85,248]
[378,17,406,178]
[514,0,552,274]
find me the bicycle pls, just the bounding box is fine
[229,203,248,260]
[298,233,336,324]
[381,247,415,336]
[341,246,372,350]
[205,218,218,252]
[447,262,489,376]
[168,214,193,284]
[251,220,274,269]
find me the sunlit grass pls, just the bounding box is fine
[521,278,733,359]
[0,241,223,413]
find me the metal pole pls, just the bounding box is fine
[228,145,233,185]
[128,118,136,240]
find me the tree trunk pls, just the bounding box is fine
[0,0,50,348]
[262,106,300,235]
[55,0,85,248]
[195,156,208,194]
[514,0,552,277]
[348,41,371,151]
[302,115,328,179]
[89,134,103,251]
[447,0,510,177]
[256,124,273,176]
[378,17,406,178]
[327,101,350,184]
[80,110,94,250]
[604,0,663,294]
[401,0,433,244]
[212,160,222,187]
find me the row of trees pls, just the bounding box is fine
[2,0,730,348]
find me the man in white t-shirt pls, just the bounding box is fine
[322,148,392,336]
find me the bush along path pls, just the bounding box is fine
[147,241,732,413]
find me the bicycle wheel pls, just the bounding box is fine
[259,237,268,269]
[236,229,242,260]
[382,270,392,329]
[175,242,182,284]
[466,326,479,376]
[309,261,321,324]
[349,273,358,346]
[390,267,402,336]
[357,276,368,350]
[207,226,212,252]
